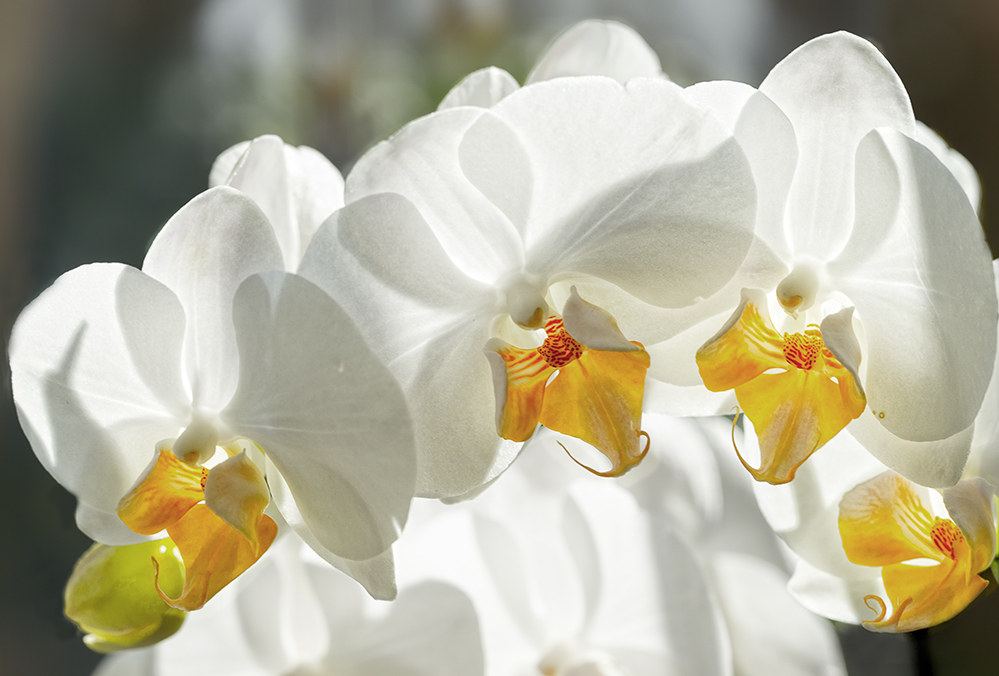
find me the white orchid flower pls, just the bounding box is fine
[209,134,345,271]
[438,19,665,111]
[10,186,416,632]
[754,260,999,632]
[91,534,483,676]
[298,74,759,499]
[648,31,996,488]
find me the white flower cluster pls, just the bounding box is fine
[9,18,998,675]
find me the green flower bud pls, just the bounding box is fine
[64,539,186,653]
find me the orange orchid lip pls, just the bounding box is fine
[696,290,865,484]
[486,289,651,477]
[117,446,276,611]
[839,472,994,632]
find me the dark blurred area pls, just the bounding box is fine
[0,1,997,674]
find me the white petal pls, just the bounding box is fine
[285,144,345,256]
[268,458,399,601]
[787,557,886,626]
[652,525,732,676]
[92,651,156,676]
[234,536,329,671]
[830,128,996,482]
[299,195,516,499]
[846,416,975,490]
[76,502,154,546]
[527,20,663,84]
[335,580,485,675]
[344,106,524,283]
[485,77,757,307]
[457,110,534,238]
[156,571,270,676]
[760,32,916,259]
[711,552,845,676]
[567,484,672,664]
[943,477,997,569]
[969,261,999,485]
[221,135,298,270]
[685,80,798,263]
[143,186,284,411]
[224,271,416,561]
[438,66,520,110]
[208,140,250,187]
[224,138,346,270]
[914,120,981,214]
[9,263,188,513]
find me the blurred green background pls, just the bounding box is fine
[1,1,998,674]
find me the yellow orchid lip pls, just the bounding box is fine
[116,443,276,613]
[696,290,866,484]
[485,288,651,477]
[839,472,995,632]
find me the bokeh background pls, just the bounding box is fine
[1,1,998,674]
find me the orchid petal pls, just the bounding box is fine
[966,260,999,485]
[266,457,398,600]
[685,80,798,263]
[344,106,523,283]
[217,136,298,268]
[300,196,515,499]
[142,186,284,411]
[76,502,153,546]
[10,263,188,514]
[234,538,328,672]
[831,129,996,483]
[566,484,672,663]
[218,137,345,270]
[711,553,845,676]
[914,121,981,213]
[484,77,756,306]
[653,525,731,676]
[92,651,156,676]
[334,581,485,675]
[208,141,249,187]
[760,32,915,258]
[285,144,345,254]
[457,110,533,237]
[438,66,519,110]
[787,558,886,626]
[942,478,998,573]
[224,271,415,560]
[299,193,493,358]
[526,20,663,84]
